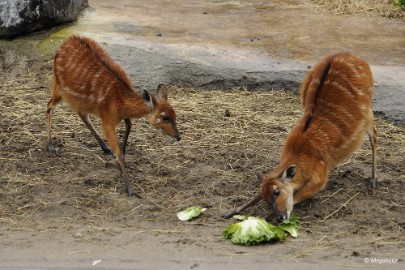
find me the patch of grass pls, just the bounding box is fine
[394,0,405,8]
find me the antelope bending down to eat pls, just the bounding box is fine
[46,35,181,197]
[222,53,377,221]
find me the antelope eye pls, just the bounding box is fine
[162,115,169,121]
[273,188,280,197]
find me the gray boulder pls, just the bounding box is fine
[0,0,88,38]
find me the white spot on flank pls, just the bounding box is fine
[94,70,103,78]
[357,91,366,97]
[360,104,368,111]
[97,93,105,104]
[90,80,95,93]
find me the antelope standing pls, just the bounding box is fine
[46,36,181,197]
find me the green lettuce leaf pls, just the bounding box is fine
[223,215,300,245]
[268,224,289,240]
[176,206,206,221]
[278,215,300,237]
[223,217,276,245]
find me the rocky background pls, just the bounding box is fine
[0,0,88,38]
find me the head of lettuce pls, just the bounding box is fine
[222,215,300,245]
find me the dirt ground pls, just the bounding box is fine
[1,0,405,269]
[1,50,404,269]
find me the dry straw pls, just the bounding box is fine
[312,0,405,18]
[0,69,404,251]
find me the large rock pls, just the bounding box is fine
[0,0,88,38]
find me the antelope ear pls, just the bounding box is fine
[281,165,296,182]
[142,90,157,110]
[156,84,168,100]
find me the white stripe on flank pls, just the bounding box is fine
[330,81,356,98]
[97,83,112,104]
[63,86,86,99]
[88,94,95,102]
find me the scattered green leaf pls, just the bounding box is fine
[223,215,300,245]
[176,206,206,221]
[278,215,300,238]
[223,217,275,245]
[394,0,405,8]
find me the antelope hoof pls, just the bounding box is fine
[369,177,378,189]
[102,147,113,155]
[127,188,142,198]
[170,136,181,143]
[47,143,56,154]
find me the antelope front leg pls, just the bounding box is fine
[79,113,113,155]
[367,125,378,189]
[46,89,61,154]
[46,106,56,154]
[102,122,141,198]
[221,193,262,218]
[122,118,132,155]
[292,168,328,205]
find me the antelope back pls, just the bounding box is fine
[261,53,374,221]
[285,53,374,167]
[53,36,133,115]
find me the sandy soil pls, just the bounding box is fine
[0,0,404,269]
[81,0,405,65]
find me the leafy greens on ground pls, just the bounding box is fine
[176,206,206,221]
[223,215,300,245]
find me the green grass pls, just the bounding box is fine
[394,0,405,8]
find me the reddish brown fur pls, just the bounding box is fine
[46,36,180,197]
[222,53,377,220]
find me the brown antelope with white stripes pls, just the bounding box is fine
[222,53,377,221]
[46,36,181,197]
